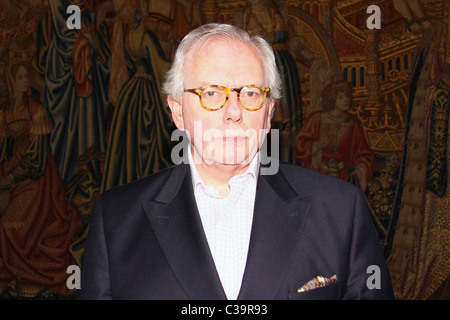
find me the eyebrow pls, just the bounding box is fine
[191,82,265,88]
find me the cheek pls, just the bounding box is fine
[183,112,216,143]
[245,115,270,144]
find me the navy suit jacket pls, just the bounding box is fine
[78,162,394,299]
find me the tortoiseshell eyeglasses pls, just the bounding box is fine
[184,85,270,111]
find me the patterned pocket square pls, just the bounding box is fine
[297,275,337,292]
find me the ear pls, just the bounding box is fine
[265,99,276,133]
[167,95,185,131]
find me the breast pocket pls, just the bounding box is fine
[288,282,340,300]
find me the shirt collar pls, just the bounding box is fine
[187,144,260,194]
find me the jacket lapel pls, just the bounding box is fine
[237,168,311,300]
[142,164,227,300]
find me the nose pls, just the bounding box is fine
[223,91,243,123]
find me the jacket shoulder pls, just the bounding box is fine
[278,162,361,196]
[98,164,184,204]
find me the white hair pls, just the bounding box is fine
[162,23,282,102]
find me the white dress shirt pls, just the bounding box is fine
[188,147,259,300]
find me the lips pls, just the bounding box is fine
[222,136,247,144]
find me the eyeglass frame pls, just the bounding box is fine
[183,84,271,111]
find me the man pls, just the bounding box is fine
[78,23,394,300]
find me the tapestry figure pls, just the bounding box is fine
[0,63,83,297]
[294,80,376,192]
[388,0,450,299]
[39,0,111,189]
[100,0,175,192]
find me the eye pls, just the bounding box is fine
[242,88,261,99]
[204,90,218,97]
[202,87,226,100]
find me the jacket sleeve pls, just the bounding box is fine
[77,198,113,299]
[343,188,394,299]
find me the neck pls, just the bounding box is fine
[14,93,24,107]
[197,162,251,197]
[328,108,347,120]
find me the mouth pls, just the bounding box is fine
[222,136,247,144]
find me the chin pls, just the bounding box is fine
[222,155,251,166]
[205,150,249,166]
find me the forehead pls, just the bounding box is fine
[185,38,265,87]
[15,66,28,75]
